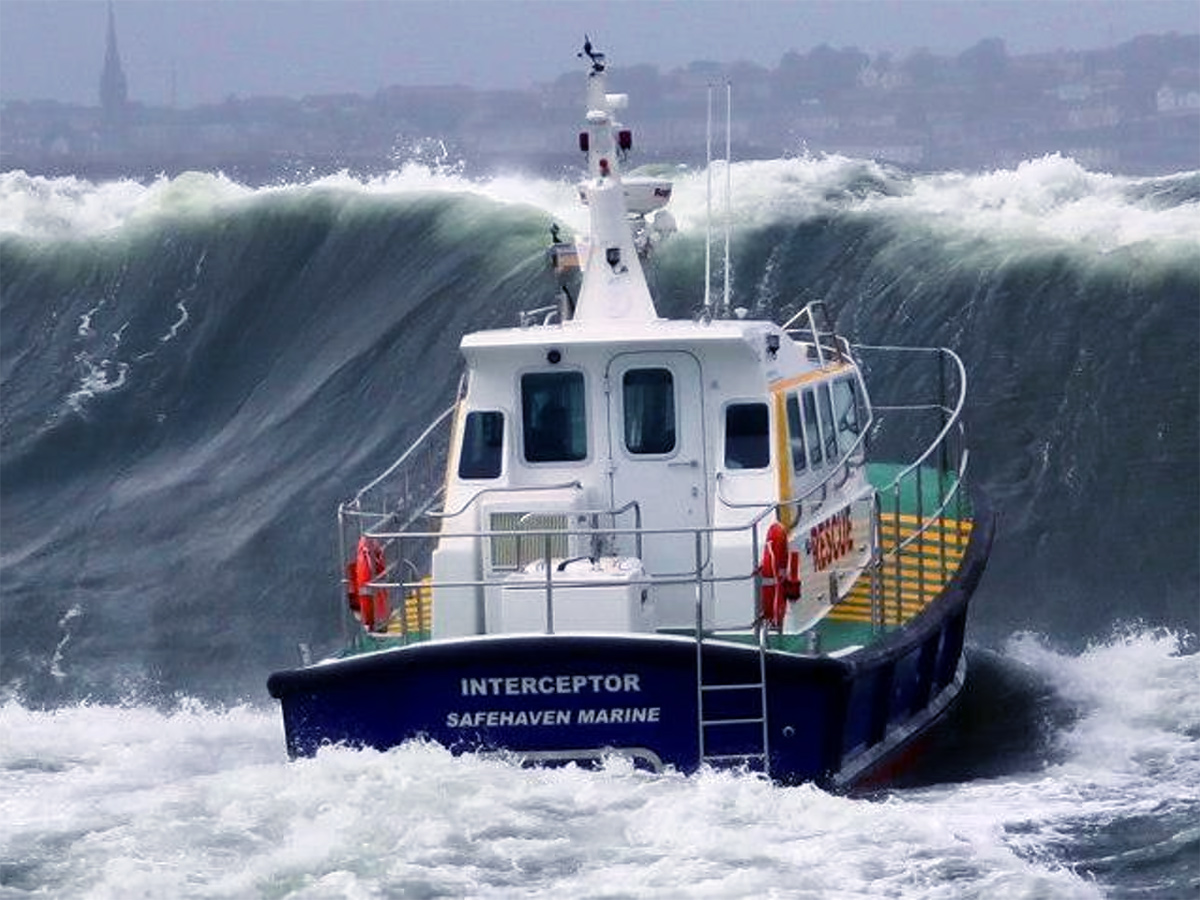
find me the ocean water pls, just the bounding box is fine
[1,155,1197,898]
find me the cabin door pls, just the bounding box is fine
[605,352,709,622]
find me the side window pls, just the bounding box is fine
[832,377,861,456]
[802,389,823,466]
[458,411,504,479]
[818,382,838,461]
[522,371,587,463]
[786,393,806,473]
[623,368,676,455]
[724,402,769,470]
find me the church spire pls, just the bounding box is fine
[99,1,128,126]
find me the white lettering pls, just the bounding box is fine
[577,707,660,725]
[459,672,646,696]
[446,709,577,727]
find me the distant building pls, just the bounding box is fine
[0,24,1193,179]
[1157,70,1200,114]
[99,1,128,142]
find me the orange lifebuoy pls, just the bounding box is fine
[759,522,790,627]
[347,536,388,631]
[785,548,802,600]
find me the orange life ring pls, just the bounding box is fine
[785,548,802,600]
[347,536,388,631]
[759,522,790,627]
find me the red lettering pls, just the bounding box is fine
[810,508,854,572]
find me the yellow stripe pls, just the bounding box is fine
[832,512,974,626]
[864,566,963,586]
[386,577,434,634]
[881,512,974,528]
[879,526,973,545]
[879,520,973,538]
[879,538,971,558]
[846,584,946,603]
[881,545,967,565]
[772,391,796,528]
[834,562,954,624]
[769,362,853,393]
[844,574,950,594]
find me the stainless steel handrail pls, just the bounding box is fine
[855,345,968,489]
[352,402,457,505]
[426,480,584,522]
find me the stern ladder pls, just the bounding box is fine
[693,534,772,773]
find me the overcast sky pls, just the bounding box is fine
[1,1,1196,108]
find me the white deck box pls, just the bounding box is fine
[495,557,651,633]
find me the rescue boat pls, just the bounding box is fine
[267,40,993,789]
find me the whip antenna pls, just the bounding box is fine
[723,81,732,317]
[704,83,713,318]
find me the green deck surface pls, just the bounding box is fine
[867,463,970,518]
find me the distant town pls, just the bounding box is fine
[2,9,1196,182]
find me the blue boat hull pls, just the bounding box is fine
[268,509,992,789]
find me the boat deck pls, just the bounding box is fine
[345,458,972,661]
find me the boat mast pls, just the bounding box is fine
[572,38,658,322]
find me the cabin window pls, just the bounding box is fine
[786,393,806,473]
[802,389,823,466]
[832,377,861,456]
[623,368,676,455]
[458,410,505,479]
[724,402,769,470]
[818,383,839,461]
[522,371,587,463]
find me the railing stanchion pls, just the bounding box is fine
[337,503,350,644]
[544,533,554,634]
[916,465,926,611]
[695,530,706,764]
[870,493,883,632]
[892,486,902,625]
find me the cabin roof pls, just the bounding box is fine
[461,317,778,352]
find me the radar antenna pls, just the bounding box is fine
[579,36,605,74]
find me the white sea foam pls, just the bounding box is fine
[1007,628,1200,786]
[8,630,1194,898]
[64,352,130,414]
[4,156,1195,259]
[881,155,1200,254]
[0,171,152,239]
[0,705,1097,899]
